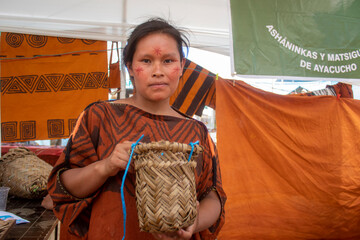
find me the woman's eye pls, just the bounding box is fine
[141,59,150,63]
[164,59,174,64]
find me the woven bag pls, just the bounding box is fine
[133,140,203,233]
[0,147,52,199]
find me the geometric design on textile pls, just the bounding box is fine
[47,119,65,138]
[83,73,99,89]
[57,37,75,44]
[4,77,27,94]
[6,33,25,48]
[70,73,86,89]
[68,119,77,135]
[20,121,36,140]
[45,73,64,92]
[60,75,78,91]
[1,122,18,142]
[0,77,13,94]
[92,72,106,87]
[25,34,47,48]
[101,75,109,89]
[18,75,38,93]
[35,75,52,92]
[81,39,97,45]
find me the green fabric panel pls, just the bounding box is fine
[230,0,360,80]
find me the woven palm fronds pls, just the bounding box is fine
[0,147,52,199]
[133,140,203,233]
[0,219,16,239]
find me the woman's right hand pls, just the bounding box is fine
[102,141,134,177]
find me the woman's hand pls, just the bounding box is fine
[59,141,135,198]
[151,201,200,240]
[102,141,134,177]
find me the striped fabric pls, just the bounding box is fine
[170,59,216,117]
[290,82,353,98]
[311,87,337,96]
[47,101,226,240]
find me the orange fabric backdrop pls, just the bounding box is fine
[1,33,108,142]
[216,79,360,239]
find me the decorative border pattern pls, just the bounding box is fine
[20,121,36,140]
[47,119,65,138]
[1,121,18,141]
[5,33,97,48]
[5,33,24,48]
[1,119,78,141]
[25,35,47,48]
[1,72,108,94]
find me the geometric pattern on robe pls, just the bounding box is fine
[47,101,226,240]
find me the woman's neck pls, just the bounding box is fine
[119,96,181,117]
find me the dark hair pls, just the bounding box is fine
[123,18,189,68]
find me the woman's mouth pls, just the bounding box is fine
[149,82,167,88]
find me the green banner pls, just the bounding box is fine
[230,0,360,80]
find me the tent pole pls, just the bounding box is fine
[119,0,127,99]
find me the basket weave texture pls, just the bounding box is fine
[133,140,203,233]
[0,147,52,199]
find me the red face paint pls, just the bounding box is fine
[135,66,144,75]
[153,47,162,56]
[172,66,181,75]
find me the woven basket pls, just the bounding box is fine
[0,147,52,199]
[133,140,203,233]
[0,219,16,240]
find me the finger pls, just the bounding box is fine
[114,143,132,153]
[176,229,189,239]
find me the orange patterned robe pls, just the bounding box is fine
[47,101,226,240]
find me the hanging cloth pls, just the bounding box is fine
[0,32,108,142]
[170,59,216,117]
[108,41,121,89]
[216,78,360,239]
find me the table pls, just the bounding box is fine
[4,196,59,240]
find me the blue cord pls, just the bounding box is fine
[188,141,199,162]
[121,134,144,240]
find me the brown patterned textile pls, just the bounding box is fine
[290,82,353,98]
[329,82,353,98]
[47,101,226,240]
[170,59,216,117]
[0,33,108,142]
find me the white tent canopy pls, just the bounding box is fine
[0,0,231,56]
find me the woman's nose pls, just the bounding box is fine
[152,62,164,77]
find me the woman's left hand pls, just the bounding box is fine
[151,201,200,240]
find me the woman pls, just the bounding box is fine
[47,18,226,240]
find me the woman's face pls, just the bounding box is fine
[128,33,184,103]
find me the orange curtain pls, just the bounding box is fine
[216,79,360,239]
[1,33,108,142]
